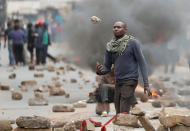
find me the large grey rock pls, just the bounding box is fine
[0,119,13,131]
[161,100,176,107]
[49,87,65,96]
[51,120,67,128]
[12,91,23,100]
[113,114,139,128]
[148,110,161,119]
[138,116,156,131]
[16,116,51,129]
[171,125,190,131]
[178,88,190,96]
[14,128,51,131]
[63,122,76,131]
[159,108,190,128]
[52,105,75,112]
[9,73,16,79]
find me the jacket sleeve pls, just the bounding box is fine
[132,40,149,87]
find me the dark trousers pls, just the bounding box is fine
[36,47,43,65]
[42,45,48,64]
[12,44,24,64]
[114,80,138,114]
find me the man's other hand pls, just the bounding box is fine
[96,62,104,74]
[144,86,152,97]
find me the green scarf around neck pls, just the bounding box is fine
[106,35,134,55]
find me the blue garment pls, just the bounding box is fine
[8,40,14,65]
[8,29,25,44]
[35,27,43,48]
[100,39,149,87]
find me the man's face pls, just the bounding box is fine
[113,22,126,38]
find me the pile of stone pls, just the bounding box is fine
[158,108,190,131]
[28,92,48,106]
[15,116,51,131]
[113,107,156,131]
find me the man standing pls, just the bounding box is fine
[96,21,151,114]
[4,21,14,66]
[8,19,25,66]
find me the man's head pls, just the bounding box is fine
[113,21,127,39]
[14,19,20,29]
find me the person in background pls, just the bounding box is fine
[95,67,115,117]
[4,21,14,66]
[27,23,35,64]
[35,21,44,65]
[42,22,51,65]
[8,19,26,66]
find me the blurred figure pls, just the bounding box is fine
[8,19,26,66]
[42,22,51,65]
[4,21,14,65]
[27,23,35,64]
[95,67,115,117]
[35,21,44,65]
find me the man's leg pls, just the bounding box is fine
[114,84,121,114]
[120,80,137,113]
[36,48,40,65]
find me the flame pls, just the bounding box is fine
[152,91,160,99]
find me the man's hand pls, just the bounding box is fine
[96,62,104,74]
[144,86,152,97]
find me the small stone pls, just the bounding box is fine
[131,107,145,116]
[151,100,161,108]
[29,65,35,70]
[52,105,75,112]
[70,79,77,83]
[34,73,44,78]
[9,73,16,79]
[16,116,51,129]
[52,76,59,81]
[65,93,70,98]
[47,65,55,72]
[28,97,48,106]
[73,101,87,108]
[53,81,62,87]
[21,80,37,86]
[12,91,23,100]
[14,128,51,131]
[36,68,44,72]
[49,87,65,96]
[66,64,76,71]
[0,119,13,131]
[0,84,10,90]
[90,16,101,24]
[34,85,49,93]
[20,86,28,92]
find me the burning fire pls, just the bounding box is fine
[137,84,160,99]
[152,91,160,99]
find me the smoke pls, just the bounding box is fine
[64,0,185,71]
